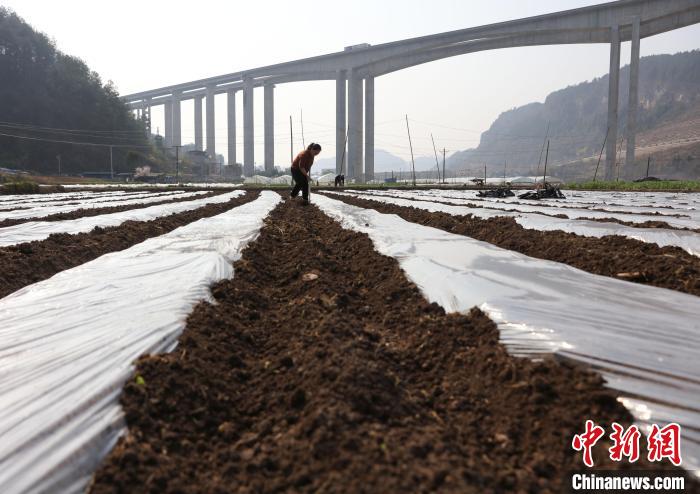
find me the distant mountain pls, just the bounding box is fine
[447,50,700,179]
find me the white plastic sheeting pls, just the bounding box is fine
[0,190,176,209]
[59,183,243,189]
[327,191,700,257]
[0,191,204,222]
[401,189,700,227]
[314,194,700,476]
[244,175,272,185]
[0,191,281,493]
[0,191,246,248]
[0,191,125,205]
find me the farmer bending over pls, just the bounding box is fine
[290,143,321,204]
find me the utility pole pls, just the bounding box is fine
[405,115,416,187]
[109,145,114,179]
[289,115,293,164]
[646,155,651,178]
[431,133,440,183]
[593,127,609,182]
[442,148,446,184]
[173,145,181,183]
[301,109,305,148]
[56,154,61,176]
[542,140,550,186]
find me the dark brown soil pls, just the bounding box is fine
[380,194,699,232]
[0,191,258,299]
[322,193,700,297]
[0,191,222,228]
[583,215,700,234]
[89,198,694,493]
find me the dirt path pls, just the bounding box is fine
[89,198,689,493]
[323,193,700,297]
[0,191,222,228]
[0,191,258,299]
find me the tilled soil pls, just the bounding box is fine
[0,191,258,299]
[375,194,699,233]
[323,193,700,297]
[90,198,692,493]
[0,191,223,228]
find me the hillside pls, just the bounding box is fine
[0,8,159,175]
[447,50,700,180]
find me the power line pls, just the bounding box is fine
[0,130,152,148]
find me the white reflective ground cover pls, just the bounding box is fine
[314,194,700,476]
[0,191,134,205]
[0,190,245,248]
[0,191,204,221]
[384,189,700,229]
[60,183,244,189]
[0,190,180,210]
[0,191,281,493]
[327,191,700,257]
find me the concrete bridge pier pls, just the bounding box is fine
[625,18,641,169]
[194,95,203,151]
[163,100,173,148]
[605,25,621,181]
[172,90,182,147]
[227,90,237,166]
[364,76,375,183]
[264,84,275,173]
[347,70,364,182]
[243,77,255,177]
[206,86,216,157]
[141,99,151,137]
[336,70,346,175]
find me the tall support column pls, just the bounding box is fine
[335,70,346,175]
[143,98,152,136]
[264,84,275,173]
[206,85,216,157]
[164,100,173,148]
[172,90,182,147]
[243,77,255,177]
[347,70,364,181]
[605,25,621,180]
[364,76,375,182]
[194,95,203,151]
[625,18,641,169]
[227,90,237,166]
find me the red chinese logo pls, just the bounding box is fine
[572,421,682,467]
[647,423,682,466]
[572,420,605,467]
[609,422,640,462]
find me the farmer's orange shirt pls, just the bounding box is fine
[291,149,314,173]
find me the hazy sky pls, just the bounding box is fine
[3,0,700,169]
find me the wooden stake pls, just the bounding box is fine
[405,115,416,186]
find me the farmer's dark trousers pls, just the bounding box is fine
[291,168,309,202]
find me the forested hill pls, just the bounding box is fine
[0,8,153,175]
[447,50,700,173]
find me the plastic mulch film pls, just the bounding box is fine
[327,191,700,257]
[0,191,281,493]
[0,191,132,205]
[314,194,700,476]
[0,191,204,222]
[0,190,181,210]
[59,183,244,189]
[357,189,700,230]
[0,191,244,248]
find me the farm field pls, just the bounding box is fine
[0,187,698,492]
